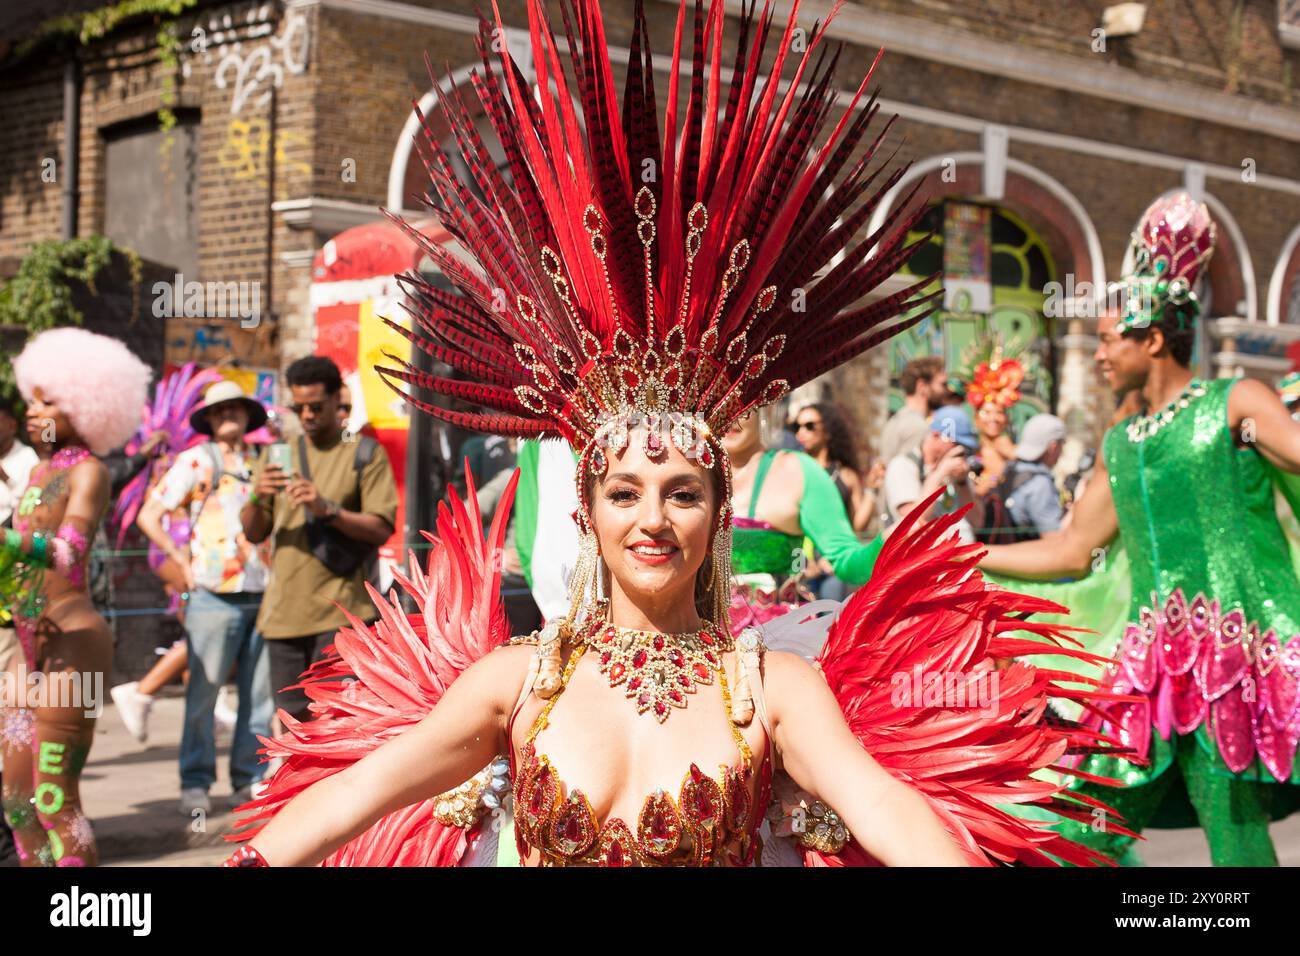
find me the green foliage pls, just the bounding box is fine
[0,237,142,402]
[20,0,197,50]
[16,0,198,141]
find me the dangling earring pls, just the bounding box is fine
[701,553,716,591]
[709,513,733,630]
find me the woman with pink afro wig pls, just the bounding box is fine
[0,328,149,867]
[13,327,151,456]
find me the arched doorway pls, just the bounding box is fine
[891,200,1058,433]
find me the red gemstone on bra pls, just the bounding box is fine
[670,689,683,703]
[700,631,715,645]
[610,663,625,680]
[678,674,690,687]
[632,650,647,668]
[670,650,684,667]
[638,692,652,706]
[628,677,641,690]
[704,651,717,665]
[653,635,664,651]
[654,701,667,717]
[651,810,669,840]
[529,773,550,815]
[607,841,625,866]
[600,651,611,666]
[693,662,709,681]
[602,628,615,644]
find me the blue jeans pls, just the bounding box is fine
[179,590,271,792]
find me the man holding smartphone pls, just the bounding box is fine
[240,356,398,723]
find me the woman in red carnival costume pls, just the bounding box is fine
[224,0,1127,868]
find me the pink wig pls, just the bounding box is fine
[14,328,152,455]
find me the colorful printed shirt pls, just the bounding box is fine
[151,444,268,593]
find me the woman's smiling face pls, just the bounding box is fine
[588,428,718,619]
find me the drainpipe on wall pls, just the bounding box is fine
[61,52,81,240]
[265,82,277,317]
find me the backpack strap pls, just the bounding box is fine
[352,434,379,472]
[196,442,226,516]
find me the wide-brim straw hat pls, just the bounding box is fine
[189,380,269,436]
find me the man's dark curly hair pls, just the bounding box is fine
[286,355,343,394]
[1116,294,1196,368]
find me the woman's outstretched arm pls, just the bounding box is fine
[763,650,970,866]
[245,644,531,866]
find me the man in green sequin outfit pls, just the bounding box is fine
[979,193,1300,866]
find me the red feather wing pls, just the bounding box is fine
[227,473,518,867]
[809,494,1133,867]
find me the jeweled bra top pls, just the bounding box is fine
[510,622,770,867]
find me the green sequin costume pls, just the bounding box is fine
[731,449,882,584]
[1002,378,1300,865]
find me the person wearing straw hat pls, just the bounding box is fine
[132,380,272,815]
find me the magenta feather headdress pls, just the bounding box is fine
[112,362,223,546]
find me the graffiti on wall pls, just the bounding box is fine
[217,117,311,181]
[206,5,310,115]
[166,317,278,368]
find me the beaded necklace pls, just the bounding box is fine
[1125,379,1207,443]
[582,619,735,723]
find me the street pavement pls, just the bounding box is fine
[75,692,1300,867]
[89,692,247,867]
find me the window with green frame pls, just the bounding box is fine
[889,200,1058,434]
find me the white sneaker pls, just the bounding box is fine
[214,686,238,736]
[179,787,211,815]
[110,682,153,744]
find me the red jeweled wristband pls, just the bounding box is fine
[223,845,269,867]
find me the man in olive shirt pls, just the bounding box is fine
[241,356,399,721]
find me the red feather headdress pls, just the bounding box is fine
[379,0,937,480]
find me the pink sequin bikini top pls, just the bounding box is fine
[12,446,94,591]
[509,642,771,867]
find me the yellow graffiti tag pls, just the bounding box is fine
[217,118,312,181]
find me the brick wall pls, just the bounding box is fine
[2,0,1300,521]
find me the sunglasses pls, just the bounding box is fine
[794,421,822,432]
[289,401,328,416]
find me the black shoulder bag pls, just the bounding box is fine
[298,435,380,577]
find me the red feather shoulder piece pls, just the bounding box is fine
[228,473,518,867]
[807,493,1135,867]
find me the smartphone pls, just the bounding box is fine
[267,442,293,475]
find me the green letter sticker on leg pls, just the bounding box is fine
[34,782,64,816]
[38,741,65,775]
